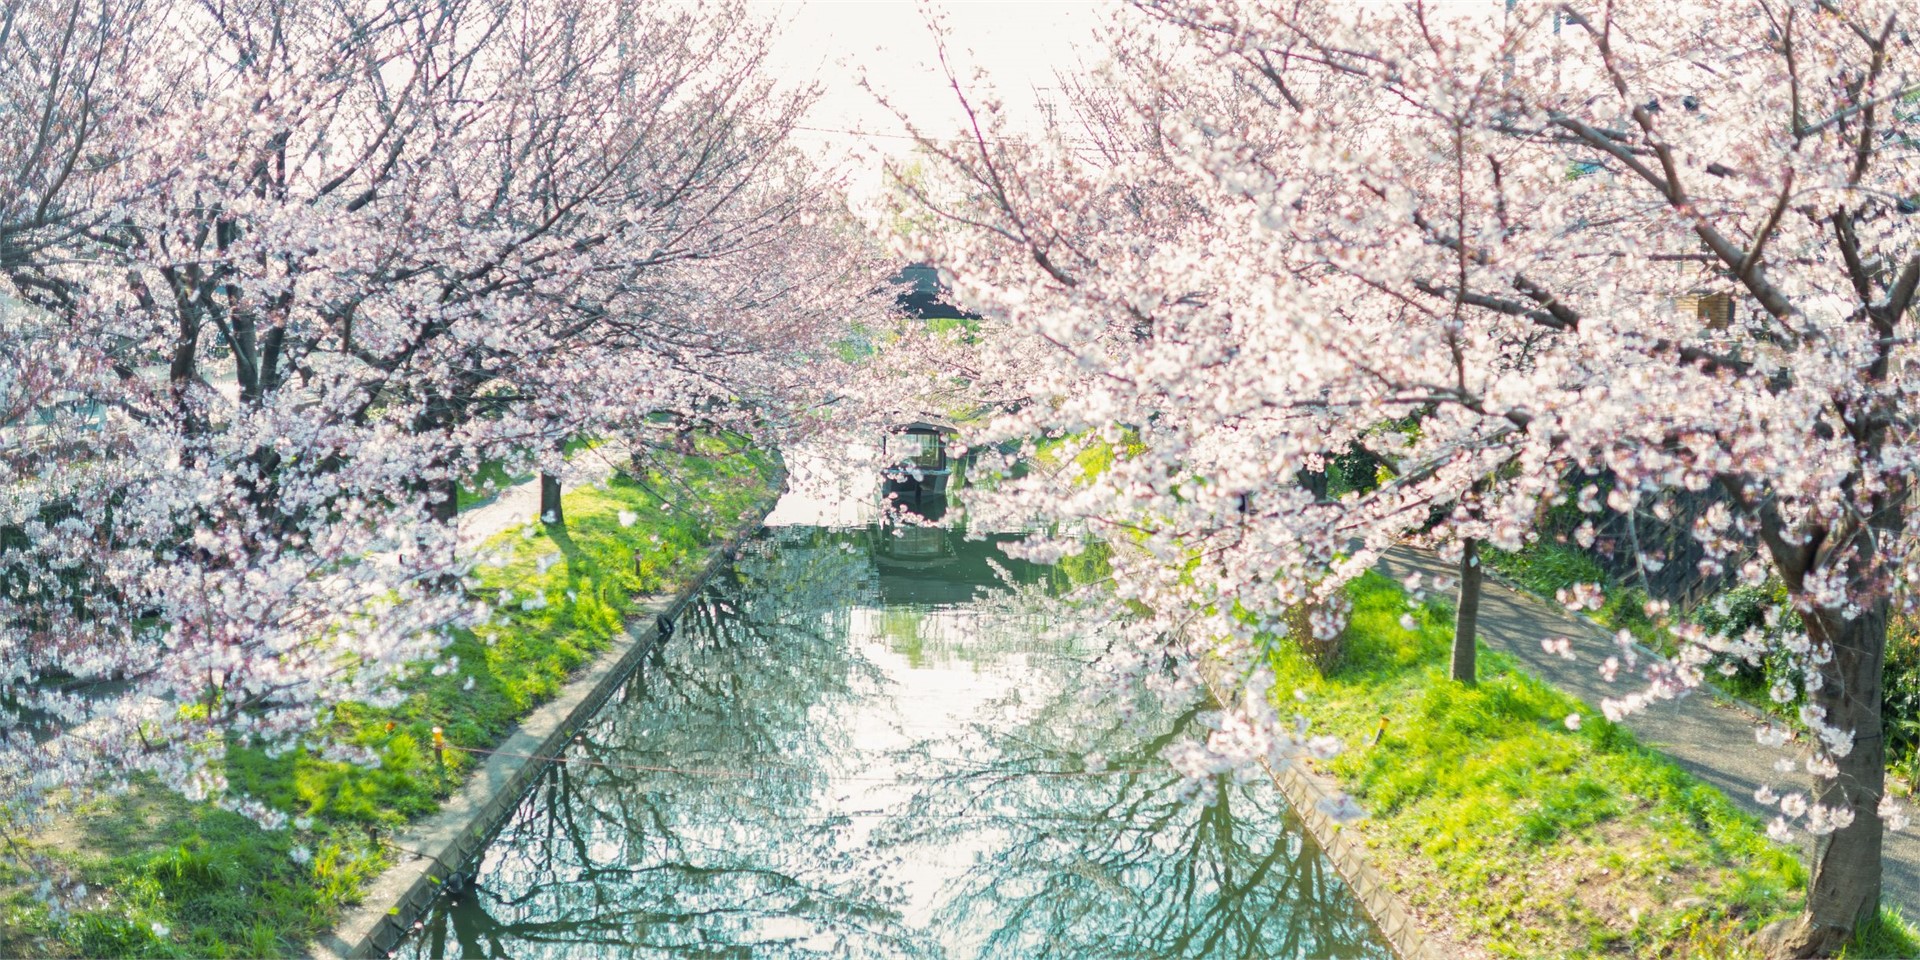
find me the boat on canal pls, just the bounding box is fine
[881,418,958,502]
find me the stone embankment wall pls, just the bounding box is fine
[1265,757,1446,960]
[315,484,783,959]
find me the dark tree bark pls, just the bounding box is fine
[165,303,206,466]
[414,391,467,526]
[1763,604,1891,957]
[1757,479,1904,958]
[1298,468,1329,502]
[428,478,459,524]
[1763,562,1896,954]
[1451,537,1481,685]
[540,472,563,527]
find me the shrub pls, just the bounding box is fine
[1887,613,1920,785]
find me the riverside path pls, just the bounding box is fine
[1375,548,1920,911]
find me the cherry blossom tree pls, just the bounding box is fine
[0,0,887,832]
[888,1,1920,952]
[0,0,147,306]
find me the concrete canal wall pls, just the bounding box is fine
[1265,757,1448,960]
[313,479,785,960]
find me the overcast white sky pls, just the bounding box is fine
[756,0,1114,195]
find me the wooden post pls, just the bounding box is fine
[539,472,563,527]
[431,726,447,791]
[1452,538,1482,685]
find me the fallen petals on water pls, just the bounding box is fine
[1316,792,1367,823]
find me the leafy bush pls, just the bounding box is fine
[1887,613,1920,785]
[1056,540,1112,590]
[1693,585,1772,638]
[1325,444,1385,498]
[1484,540,1609,596]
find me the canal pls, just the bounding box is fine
[399,496,1390,959]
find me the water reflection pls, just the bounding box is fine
[401,499,1387,960]
[872,688,1381,959]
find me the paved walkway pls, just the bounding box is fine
[456,442,631,549]
[1375,547,1919,911]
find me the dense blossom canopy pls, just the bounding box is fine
[0,0,886,826]
[886,0,1920,948]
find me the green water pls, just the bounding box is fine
[400,510,1388,959]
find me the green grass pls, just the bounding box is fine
[0,792,382,959]
[4,440,777,958]
[1029,430,1144,486]
[457,457,527,509]
[455,434,604,510]
[1271,571,1811,958]
[1272,571,1919,957]
[923,314,982,340]
[1841,908,1920,959]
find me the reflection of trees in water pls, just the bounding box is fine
[403,523,1386,960]
[407,526,936,959]
[868,521,1087,671]
[871,601,1067,672]
[875,682,1389,960]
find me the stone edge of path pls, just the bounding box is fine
[311,470,786,960]
[1263,757,1450,960]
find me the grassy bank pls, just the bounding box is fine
[1269,571,1920,959]
[0,441,777,958]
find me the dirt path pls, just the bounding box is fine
[1375,547,1919,912]
[456,442,631,549]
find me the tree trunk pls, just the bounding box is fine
[540,472,563,527]
[428,477,459,524]
[1451,538,1481,685]
[409,387,465,526]
[169,309,205,467]
[1763,600,1890,958]
[1299,467,1330,502]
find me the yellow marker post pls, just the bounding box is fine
[1369,716,1390,747]
[431,726,447,791]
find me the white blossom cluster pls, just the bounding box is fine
[875,0,1920,937]
[0,0,891,831]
